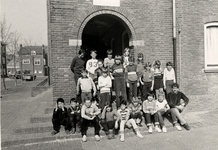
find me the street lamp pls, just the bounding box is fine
[31,50,36,80]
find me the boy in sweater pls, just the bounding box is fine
[98,67,112,109]
[68,98,81,134]
[77,69,96,104]
[81,99,101,142]
[111,55,127,107]
[163,62,176,94]
[143,93,161,133]
[86,50,98,79]
[167,83,190,131]
[51,98,69,135]
[116,99,143,142]
[125,57,139,102]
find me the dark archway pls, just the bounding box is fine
[82,14,131,60]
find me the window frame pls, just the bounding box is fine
[204,22,218,72]
[34,58,41,65]
[23,59,30,64]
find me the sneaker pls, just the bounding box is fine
[120,134,125,142]
[155,126,162,133]
[95,135,100,141]
[183,123,191,130]
[107,134,112,140]
[51,130,59,136]
[136,132,144,138]
[175,124,182,131]
[82,135,87,142]
[162,126,167,133]
[148,126,152,133]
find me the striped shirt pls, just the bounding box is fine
[117,108,130,121]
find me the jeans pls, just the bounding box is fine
[100,120,115,134]
[142,82,152,100]
[165,80,174,94]
[157,110,166,127]
[130,111,143,120]
[74,73,81,85]
[68,114,80,130]
[144,112,159,126]
[52,118,69,132]
[80,117,100,136]
[119,119,138,132]
[100,92,111,109]
[114,77,127,107]
[81,92,92,104]
[169,108,186,125]
[128,81,137,102]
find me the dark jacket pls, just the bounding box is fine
[52,107,68,120]
[67,106,81,117]
[167,91,189,108]
[70,56,85,74]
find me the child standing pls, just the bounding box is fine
[51,98,69,135]
[125,57,139,102]
[156,93,170,132]
[122,47,131,68]
[153,60,164,99]
[77,69,96,104]
[98,67,112,109]
[68,98,81,134]
[128,97,143,127]
[86,50,98,79]
[163,62,176,95]
[111,55,127,107]
[100,104,120,139]
[116,100,143,142]
[142,93,161,133]
[136,53,144,98]
[140,62,154,100]
[80,99,101,142]
[104,49,114,69]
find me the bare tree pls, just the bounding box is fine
[23,36,32,46]
[8,31,22,86]
[0,15,12,89]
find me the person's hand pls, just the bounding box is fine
[55,103,58,111]
[150,86,153,91]
[61,104,64,111]
[127,82,130,88]
[137,82,140,87]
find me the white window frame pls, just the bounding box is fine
[23,59,30,64]
[34,59,40,65]
[204,22,218,71]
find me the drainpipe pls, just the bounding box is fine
[173,0,177,80]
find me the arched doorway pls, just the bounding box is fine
[81,14,132,60]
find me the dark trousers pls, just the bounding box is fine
[114,77,127,107]
[52,118,69,132]
[137,83,143,98]
[130,111,143,119]
[100,120,115,134]
[144,112,159,126]
[68,115,80,130]
[128,81,137,102]
[74,73,81,85]
[142,82,152,100]
[80,117,100,136]
[100,92,111,109]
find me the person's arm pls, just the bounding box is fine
[67,107,73,117]
[167,93,176,108]
[135,105,142,113]
[172,68,176,83]
[164,100,170,111]
[114,110,121,122]
[93,105,101,116]
[125,67,129,83]
[52,108,58,118]
[104,77,112,88]
[181,92,189,106]
[98,76,104,88]
[90,78,96,95]
[125,109,130,121]
[101,106,107,119]
[70,57,76,73]
[86,60,90,73]
[81,105,92,120]
[142,101,149,113]
[163,68,166,88]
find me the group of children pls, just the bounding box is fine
[51,47,191,142]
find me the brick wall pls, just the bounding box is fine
[48,0,218,111]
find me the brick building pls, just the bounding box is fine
[47,0,218,111]
[20,45,47,76]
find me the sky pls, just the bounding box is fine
[1,0,48,46]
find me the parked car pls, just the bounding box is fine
[22,70,36,81]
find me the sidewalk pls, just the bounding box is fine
[1,85,218,149]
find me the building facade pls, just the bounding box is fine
[20,45,47,76]
[47,0,218,111]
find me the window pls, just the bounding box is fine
[34,59,40,65]
[23,59,30,64]
[204,22,218,71]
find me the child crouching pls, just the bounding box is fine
[116,99,143,142]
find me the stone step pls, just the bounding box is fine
[2,121,204,148]
[30,116,51,123]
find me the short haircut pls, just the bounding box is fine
[81,69,88,74]
[98,59,104,64]
[102,67,108,73]
[128,57,134,62]
[57,98,64,104]
[107,49,113,55]
[144,62,152,68]
[154,60,161,66]
[90,50,97,54]
[147,92,154,98]
[172,83,179,88]
[166,61,173,66]
[120,100,127,106]
[78,49,86,55]
[70,98,77,103]
[158,92,165,97]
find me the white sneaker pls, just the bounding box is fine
[95,135,100,141]
[155,126,162,133]
[82,135,87,142]
[162,126,167,133]
[136,132,144,138]
[148,126,152,133]
[175,124,182,131]
[120,134,125,142]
